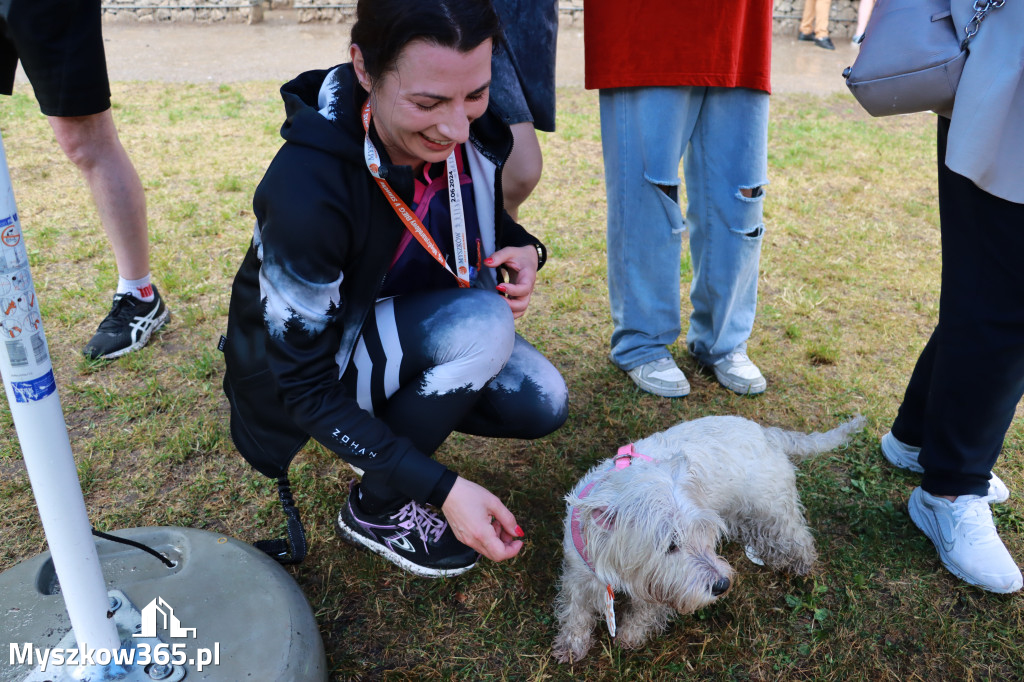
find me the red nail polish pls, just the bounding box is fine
[514,525,525,537]
[496,284,507,292]
[484,257,494,265]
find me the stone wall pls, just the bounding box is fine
[775,0,863,38]
[100,0,863,34]
[291,0,862,35]
[101,0,263,23]
[290,1,355,24]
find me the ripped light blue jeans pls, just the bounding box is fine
[600,86,769,370]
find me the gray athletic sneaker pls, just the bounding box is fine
[625,357,690,398]
[881,432,1009,503]
[907,487,1022,593]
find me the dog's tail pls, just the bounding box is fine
[764,414,867,463]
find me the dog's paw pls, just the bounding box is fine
[786,557,816,576]
[552,632,593,663]
[615,623,654,650]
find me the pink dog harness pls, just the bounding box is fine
[568,443,653,637]
[569,444,654,572]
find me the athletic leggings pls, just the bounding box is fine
[342,287,568,510]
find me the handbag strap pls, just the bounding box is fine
[962,0,1006,49]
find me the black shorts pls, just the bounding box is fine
[0,0,111,116]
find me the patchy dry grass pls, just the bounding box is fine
[0,82,1022,680]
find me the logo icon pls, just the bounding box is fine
[133,597,197,639]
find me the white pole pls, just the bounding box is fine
[0,132,121,657]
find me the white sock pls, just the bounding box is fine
[117,274,155,302]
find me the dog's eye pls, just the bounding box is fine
[667,541,679,554]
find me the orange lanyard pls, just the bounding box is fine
[361,100,470,288]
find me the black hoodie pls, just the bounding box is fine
[222,64,543,507]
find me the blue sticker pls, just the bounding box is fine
[12,369,56,403]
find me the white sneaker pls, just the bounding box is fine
[625,357,690,398]
[881,432,1009,503]
[907,487,1022,593]
[712,351,766,395]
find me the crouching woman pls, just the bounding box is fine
[221,0,568,578]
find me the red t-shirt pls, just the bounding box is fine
[583,1,773,94]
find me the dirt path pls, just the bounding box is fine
[16,9,858,94]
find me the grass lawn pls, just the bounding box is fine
[0,82,1022,680]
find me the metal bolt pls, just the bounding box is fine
[133,622,143,634]
[108,595,122,612]
[148,663,174,680]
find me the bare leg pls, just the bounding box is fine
[854,0,874,38]
[48,110,149,280]
[502,121,543,222]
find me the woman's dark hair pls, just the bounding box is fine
[351,0,503,84]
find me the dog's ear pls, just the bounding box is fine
[591,507,615,531]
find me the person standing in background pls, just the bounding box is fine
[798,0,836,50]
[880,0,1024,594]
[0,0,170,360]
[488,0,558,221]
[584,0,772,398]
[852,0,874,45]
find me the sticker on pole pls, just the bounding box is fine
[0,213,26,271]
[0,212,52,380]
[10,368,55,403]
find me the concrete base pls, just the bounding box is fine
[0,527,326,681]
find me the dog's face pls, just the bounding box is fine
[571,459,734,613]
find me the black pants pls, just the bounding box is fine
[891,116,1024,497]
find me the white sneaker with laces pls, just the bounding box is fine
[881,432,1009,503]
[907,487,1022,593]
[711,351,766,395]
[625,357,690,398]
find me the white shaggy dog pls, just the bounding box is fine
[552,414,866,662]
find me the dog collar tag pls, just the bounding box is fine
[603,584,617,637]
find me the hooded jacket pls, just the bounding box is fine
[222,64,543,507]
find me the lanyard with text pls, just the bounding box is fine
[361,100,471,288]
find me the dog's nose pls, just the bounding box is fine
[711,578,731,596]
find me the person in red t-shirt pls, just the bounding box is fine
[583,0,772,398]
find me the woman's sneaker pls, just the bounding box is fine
[881,432,1009,503]
[908,487,1022,593]
[336,483,478,578]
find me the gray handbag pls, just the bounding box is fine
[843,0,1005,116]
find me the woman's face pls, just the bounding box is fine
[353,39,492,172]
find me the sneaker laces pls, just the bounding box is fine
[391,501,448,545]
[95,293,141,332]
[951,496,997,546]
[720,351,751,366]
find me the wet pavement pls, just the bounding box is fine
[17,10,860,94]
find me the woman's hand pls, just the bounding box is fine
[485,245,539,319]
[441,476,525,562]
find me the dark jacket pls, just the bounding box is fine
[223,64,542,506]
